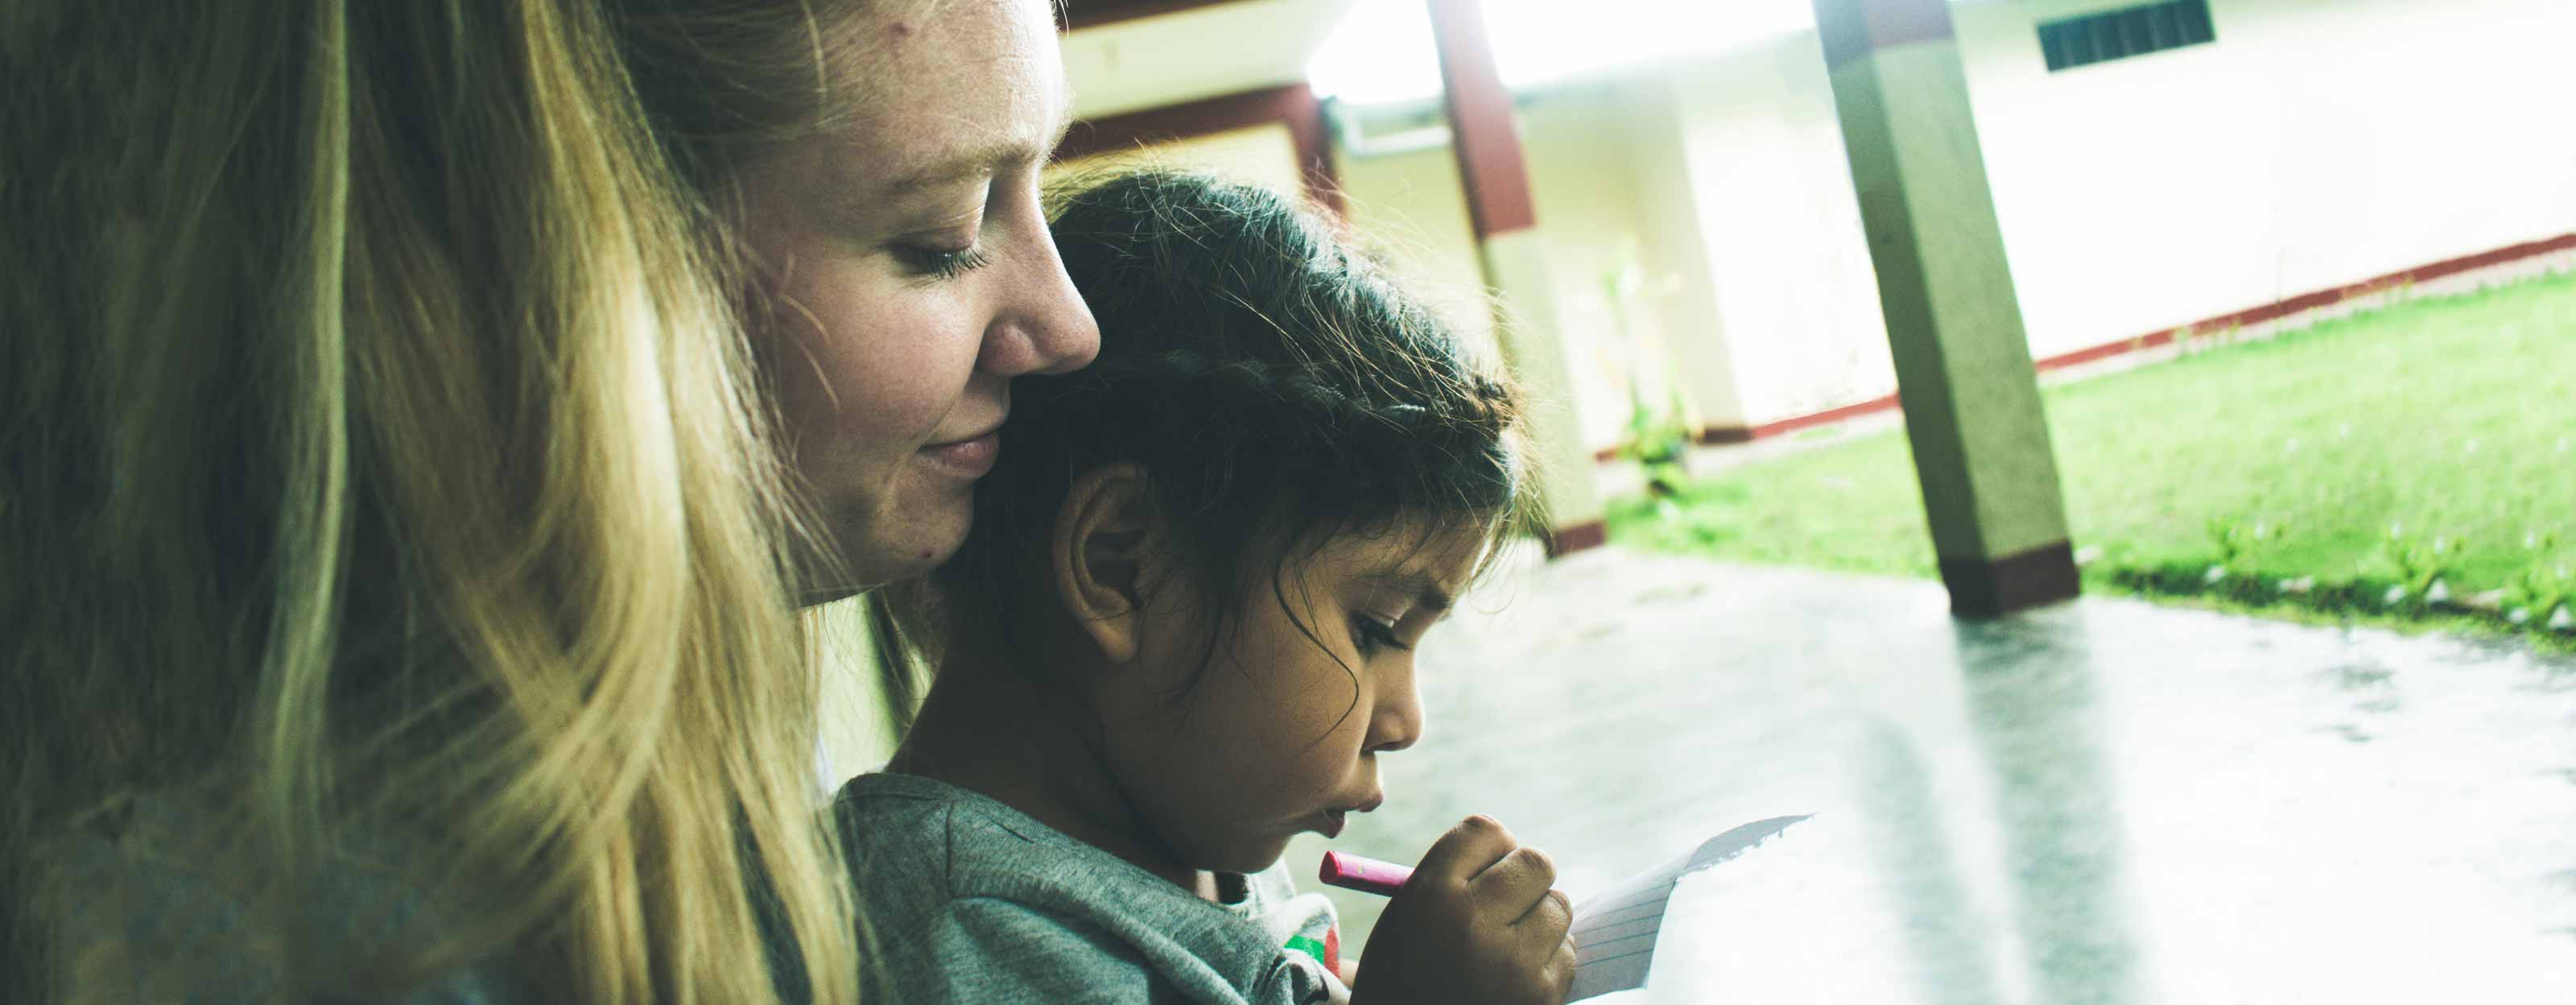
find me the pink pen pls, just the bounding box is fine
[1318,851,1415,895]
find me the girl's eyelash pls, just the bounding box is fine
[1352,615,1410,654]
[900,242,992,280]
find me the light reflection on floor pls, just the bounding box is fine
[1285,548,2576,1003]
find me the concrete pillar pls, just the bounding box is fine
[1811,0,2079,616]
[1425,0,1608,556]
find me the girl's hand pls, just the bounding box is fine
[1349,816,1577,1005]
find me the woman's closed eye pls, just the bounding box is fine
[894,240,992,281]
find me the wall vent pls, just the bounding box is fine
[2038,0,2216,72]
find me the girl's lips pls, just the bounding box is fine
[918,430,1000,478]
[1319,792,1380,839]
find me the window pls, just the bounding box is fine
[2037,0,2216,72]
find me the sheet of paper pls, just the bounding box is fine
[1564,815,1809,1002]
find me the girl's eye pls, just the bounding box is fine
[895,242,992,281]
[1352,615,1410,656]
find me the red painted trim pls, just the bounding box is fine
[2035,230,2576,374]
[1814,0,1958,72]
[1940,540,2080,618]
[1056,84,1344,215]
[2401,231,2576,281]
[1588,231,2576,464]
[1426,0,1538,239]
[1057,0,1249,32]
[1542,519,1609,558]
[1744,394,1903,440]
[2031,329,2176,374]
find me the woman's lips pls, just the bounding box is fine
[1321,810,1348,839]
[918,430,1000,478]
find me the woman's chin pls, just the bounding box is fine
[799,495,972,598]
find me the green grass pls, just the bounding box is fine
[1612,270,2576,641]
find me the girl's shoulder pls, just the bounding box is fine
[832,773,1339,1005]
[833,771,1191,925]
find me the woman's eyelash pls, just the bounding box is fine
[899,243,991,280]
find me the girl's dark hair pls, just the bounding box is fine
[926,169,1532,697]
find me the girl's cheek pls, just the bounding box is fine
[1245,694,1355,778]
[1284,686,1365,748]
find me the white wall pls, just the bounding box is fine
[1665,36,1898,425]
[1334,80,1750,449]
[1323,142,1509,382]
[1093,68,1896,446]
[1050,121,1311,196]
[1955,0,2576,360]
[1642,0,2576,422]
[1330,43,1901,439]
[1080,0,2576,440]
[1519,81,1734,445]
[1051,111,1656,450]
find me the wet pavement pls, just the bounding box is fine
[1285,547,2576,1003]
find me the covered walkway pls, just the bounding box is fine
[1288,548,2576,1002]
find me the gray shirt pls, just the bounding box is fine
[833,773,1348,1005]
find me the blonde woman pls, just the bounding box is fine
[2,0,1095,1000]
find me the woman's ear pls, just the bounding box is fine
[1051,464,1161,664]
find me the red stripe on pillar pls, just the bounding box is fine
[1813,0,1957,72]
[1543,519,1608,558]
[1938,540,2080,617]
[1426,0,1538,239]
[1282,86,1348,217]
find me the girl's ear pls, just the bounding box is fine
[1051,464,1162,664]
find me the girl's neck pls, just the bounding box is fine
[886,639,1212,897]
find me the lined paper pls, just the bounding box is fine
[1564,815,1810,1002]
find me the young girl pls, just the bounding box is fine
[840,171,1576,1005]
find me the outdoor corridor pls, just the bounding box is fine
[1286,547,2576,1003]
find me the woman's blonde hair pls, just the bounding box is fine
[2,0,908,999]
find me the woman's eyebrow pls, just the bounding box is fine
[883,109,1076,197]
[882,141,1028,196]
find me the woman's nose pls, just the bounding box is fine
[976,206,1099,378]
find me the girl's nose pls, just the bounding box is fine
[1364,661,1425,754]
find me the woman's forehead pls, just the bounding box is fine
[833,0,1069,186]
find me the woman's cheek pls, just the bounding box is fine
[795,275,976,440]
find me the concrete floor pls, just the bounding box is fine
[1285,547,2576,1003]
